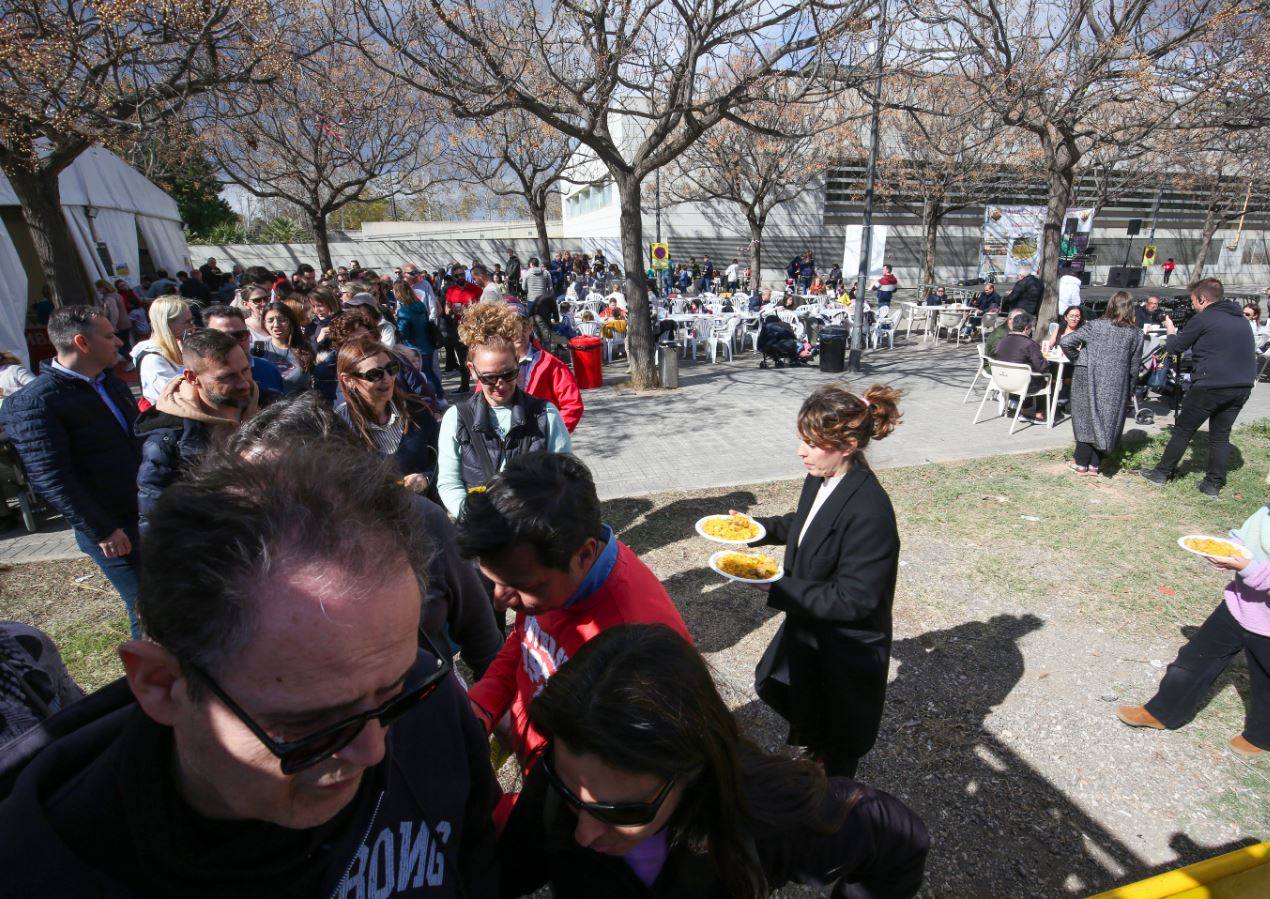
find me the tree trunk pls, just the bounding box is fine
[530,199,551,264]
[6,166,91,307]
[615,173,657,389]
[747,214,764,292]
[311,210,333,274]
[920,196,941,287]
[1037,144,1077,328]
[1191,203,1220,280]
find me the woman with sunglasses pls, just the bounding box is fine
[129,295,193,404]
[336,337,440,495]
[252,301,315,396]
[500,624,929,899]
[435,302,572,518]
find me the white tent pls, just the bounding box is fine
[0,146,190,366]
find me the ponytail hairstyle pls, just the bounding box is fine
[796,383,902,460]
[530,624,836,899]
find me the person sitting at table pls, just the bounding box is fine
[992,311,1049,421]
[599,298,625,321]
[970,282,1001,313]
[1135,295,1167,328]
[924,286,947,306]
[1043,305,1085,353]
[984,308,1023,357]
[556,301,579,339]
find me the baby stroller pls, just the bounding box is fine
[756,315,810,368]
[0,434,39,533]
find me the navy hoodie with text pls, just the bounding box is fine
[0,661,500,898]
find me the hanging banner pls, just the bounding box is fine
[1141,245,1157,267]
[980,206,1094,279]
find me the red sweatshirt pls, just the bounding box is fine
[467,541,689,769]
[525,347,584,432]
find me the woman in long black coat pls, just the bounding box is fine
[750,383,903,778]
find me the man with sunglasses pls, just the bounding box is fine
[457,453,689,773]
[0,448,501,897]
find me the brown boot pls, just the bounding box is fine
[1230,735,1266,758]
[1116,706,1166,729]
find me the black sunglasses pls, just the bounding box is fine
[474,367,517,387]
[541,745,680,827]
[352,360,401,382]
[189,628,450,775]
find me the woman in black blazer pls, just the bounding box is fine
[750,383,903,778]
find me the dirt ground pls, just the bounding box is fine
[2,423,1267,897]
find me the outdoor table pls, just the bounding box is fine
[921,304,974,344]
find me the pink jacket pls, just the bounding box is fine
[1225,558,1270,637]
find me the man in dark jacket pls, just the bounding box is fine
[0,306,142,635]
[992,311,1049,420]
[0,447,501,897]
[135,329,259,530]
[505,248,522,297]
[1002,268,1044,316]
[1140,278,1257,495]
[1135,294,1167,328]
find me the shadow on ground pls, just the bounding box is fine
[612,489,759,556]
[736,613,1256,897]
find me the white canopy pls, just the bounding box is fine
[0,147,190,366]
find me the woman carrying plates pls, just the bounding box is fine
[746,383,903,778]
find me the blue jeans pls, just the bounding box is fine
[419,352,444,398]
[75,526,141,638]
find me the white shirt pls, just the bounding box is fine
[0,363,36,410]
[480,282,502,304]
[1058,275,1082,312]
[797,472,847,548]
[725,264,739,280]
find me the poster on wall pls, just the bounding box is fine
[980,206,1094,279]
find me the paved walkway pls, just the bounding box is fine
[4,339,1267,563]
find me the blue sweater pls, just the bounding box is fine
[396,302,435,354]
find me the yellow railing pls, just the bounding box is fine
[1088,842,1269,899]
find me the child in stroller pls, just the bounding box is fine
[756,314,815,368]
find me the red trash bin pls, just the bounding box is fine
[569,336,604,389]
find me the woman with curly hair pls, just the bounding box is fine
[745,383,904,778]
[435,301,572,517]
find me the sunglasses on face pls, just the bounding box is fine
[226,329,251,340]
[1245,312,1257,319]
[189,628,450,775]
[474,367,517,387]
[352,360,401,382]
[541,746,680,827]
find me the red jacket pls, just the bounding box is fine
[468,541,689,769]
[525,347,583,432]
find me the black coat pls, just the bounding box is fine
[1165,299,1257,389]
[1003,274,1043,316]
[0,368,141,541]
[754,466,900,762]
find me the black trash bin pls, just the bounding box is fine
[819,326,847,373]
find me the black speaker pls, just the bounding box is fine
[1107,266,1142,288]
[1126,218,1142,237]
[1064,217,1079,235]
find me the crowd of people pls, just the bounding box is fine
[0,242,937,894]
[1,242,1267,893]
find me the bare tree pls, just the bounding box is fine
[0,0,277,305]
[352,0,874,388]
[905,0,1257,324]
[205,42,443,273]
[668,92,844,292]
[870,77,1020,286]
[445,110,576,262]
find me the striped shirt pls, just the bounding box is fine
[337,404,405,456]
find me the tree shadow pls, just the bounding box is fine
[616,489,759,556]
[735,614,1256,896]
[600,496,654,537]
[661,568,779,656]
[1101,427,1245,479]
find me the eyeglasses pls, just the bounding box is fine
[351,360,401,382]
[474,367,518,387]
[189,628,451,775]
[541,745,681,827]
[1244,312,1257,319]
[225,329,251,340]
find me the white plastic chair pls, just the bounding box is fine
[740,315,762,352]
[576,320,602,338]
[705,317,737,363]
[977,312,999,343]
[603,325,626,363]
[871,307,895,349]
[973,360,1052,435]
[936,309,968,344]
[962,344,992,403]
